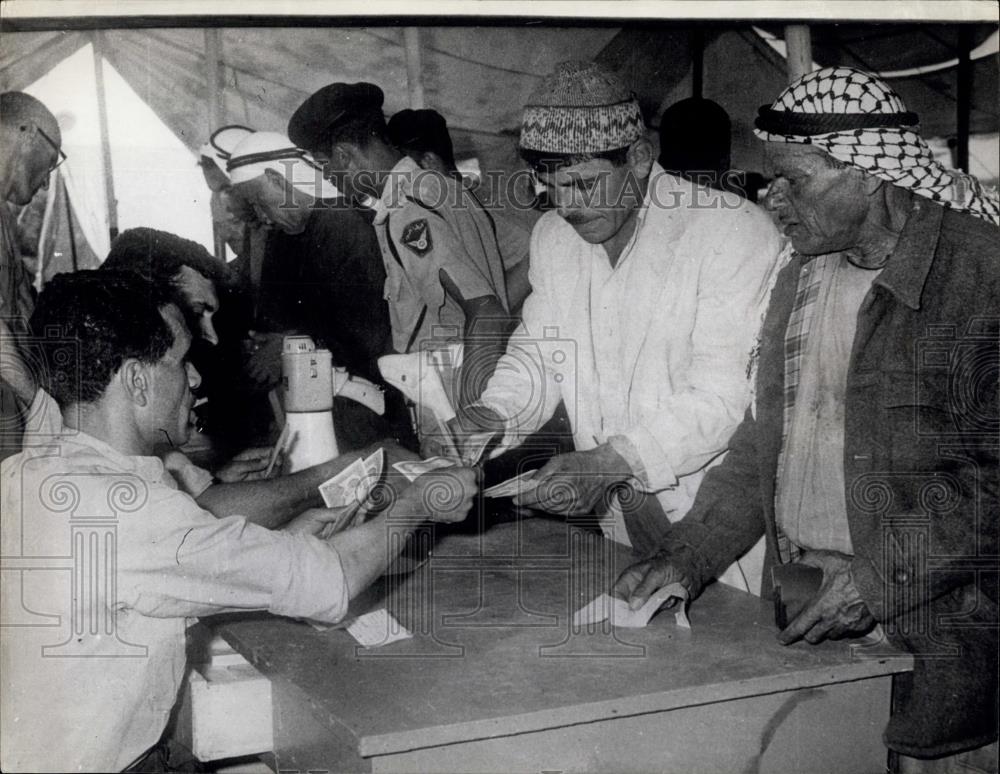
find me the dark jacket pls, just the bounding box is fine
[661,200,998,757]
[258,202,414,451]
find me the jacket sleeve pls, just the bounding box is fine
[657,407,769,591]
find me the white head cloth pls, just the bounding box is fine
[228,131,339,199]
[199,125,254,182]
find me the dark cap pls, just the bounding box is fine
[387,108,455,167]
[287,82,384,153]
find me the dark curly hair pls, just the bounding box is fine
[28,270,175,408]
[102,227,231,291]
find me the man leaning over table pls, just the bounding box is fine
[461,60,783,593]
[614,67,999,772]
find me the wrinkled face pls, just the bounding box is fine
[210,189,249,253]
[142,304,202,450]
[174,265,219,345]
[763,143,869,256]
[234,174,309,235]
[9,124,62,206]
[534,155,646,247]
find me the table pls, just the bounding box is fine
[213,512,912,773]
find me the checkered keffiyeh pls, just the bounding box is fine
[755,67,999,226]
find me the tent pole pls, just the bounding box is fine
[956,26,973,173]
[36,168,59,289]
[691,28,704,99]
[63,175,79,273]
[205,30,224,128]
[205,29,228,261]
[784,24,812,83]
[92,31,118,244]
[403,28,425,109]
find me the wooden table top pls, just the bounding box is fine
[214,512,911,759]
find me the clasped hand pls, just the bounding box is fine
[778,550,876,645]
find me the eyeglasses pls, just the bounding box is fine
[21,123,67,173]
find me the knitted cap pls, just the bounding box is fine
[520,61,644,154]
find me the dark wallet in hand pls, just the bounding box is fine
[771,563,824,629]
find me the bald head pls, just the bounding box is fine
[1,91,62,206]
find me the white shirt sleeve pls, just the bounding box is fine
[477,218,565,444]
[118,486,350,624]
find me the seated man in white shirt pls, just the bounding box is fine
[462,61,783,592]
[0,269,476,772]
[14,226,391,530]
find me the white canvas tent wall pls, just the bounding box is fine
[6,38,215,263]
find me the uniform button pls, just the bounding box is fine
[894,569,909,584]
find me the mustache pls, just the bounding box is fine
[561,212,593,226]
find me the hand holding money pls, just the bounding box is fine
[391,467,478,524]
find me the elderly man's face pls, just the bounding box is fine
[535,145,651,248]
[9,123,62,206]
[763,144,869,256]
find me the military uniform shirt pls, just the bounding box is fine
[372,156,507,353]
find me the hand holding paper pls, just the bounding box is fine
[574,583,690,630]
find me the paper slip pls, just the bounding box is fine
[347,609,413,648]
[573,583,691,630]
[482,469,540,498]
[392,456,457,482]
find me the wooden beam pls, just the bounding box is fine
[91,31,118,244]
[403,28,425,110]
[784,24,813,83]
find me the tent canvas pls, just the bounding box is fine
[1,20,997,268]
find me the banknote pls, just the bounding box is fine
[481,469,540,498]
[391,456,457,482]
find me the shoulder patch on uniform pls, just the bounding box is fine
[401,219,432,256]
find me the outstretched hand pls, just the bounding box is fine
[215,446,277,482]
[513,445,632,515]
[391,467,479,524]
[612,550,699,611]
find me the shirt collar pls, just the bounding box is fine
[873,198,942,311]
[634,162,664,231]
[56,428,172,485]
[372,156,421,225]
